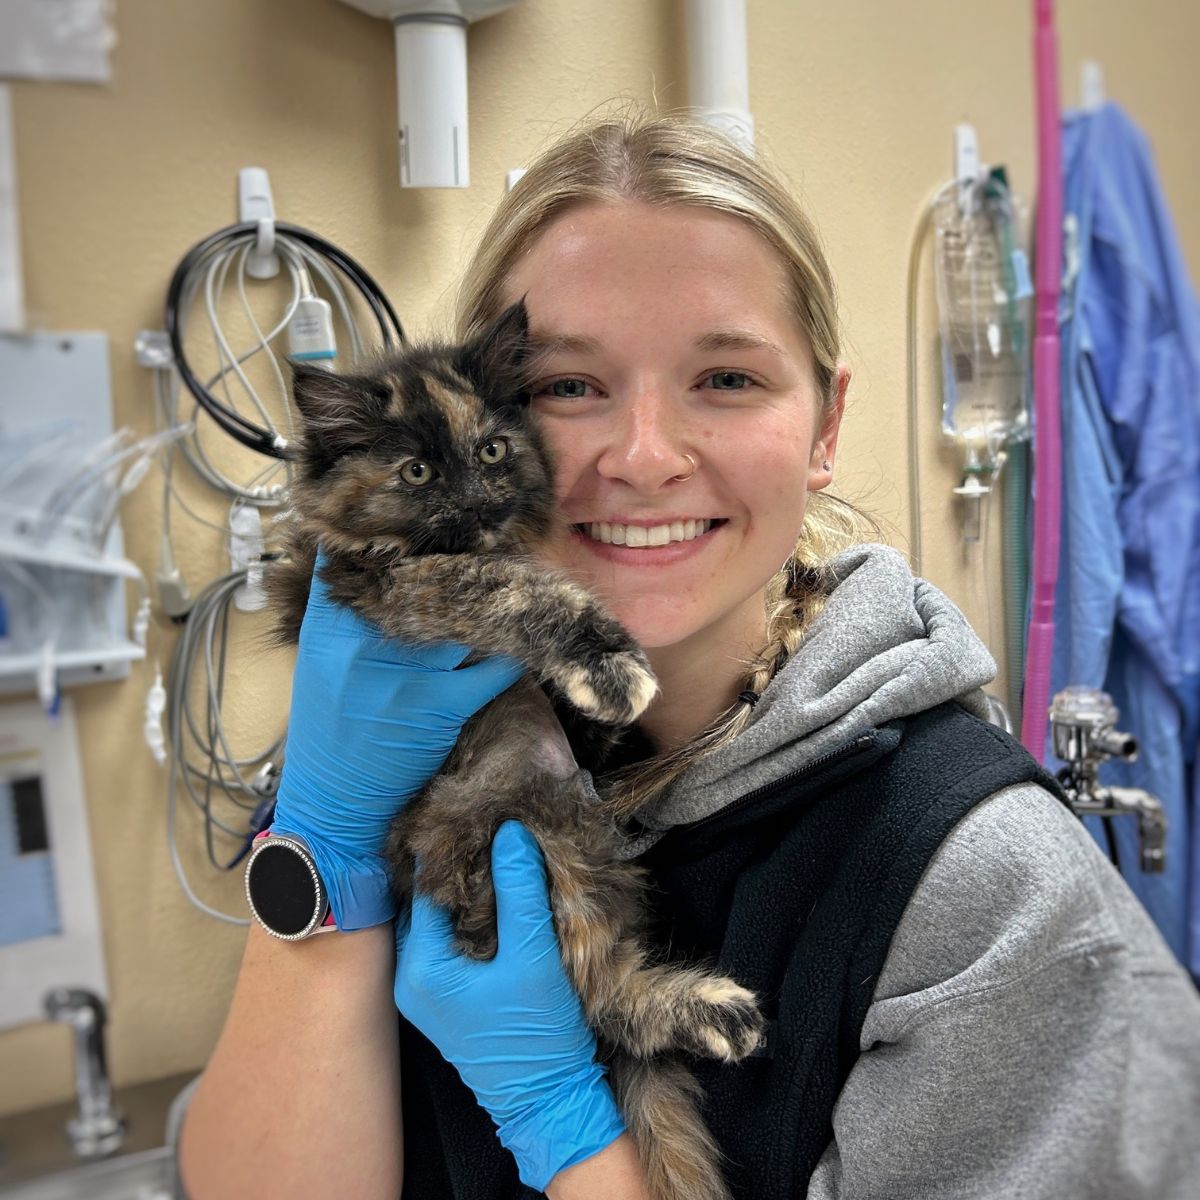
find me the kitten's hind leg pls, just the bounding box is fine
[392,787,500,960]
[528,826,766,1064]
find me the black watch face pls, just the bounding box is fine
[250,843,320,936]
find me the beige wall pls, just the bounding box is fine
[2,0,1198,1116]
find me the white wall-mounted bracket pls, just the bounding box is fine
[954,123,985,213]
[1080,60,1105,112]
[238,167,280,279]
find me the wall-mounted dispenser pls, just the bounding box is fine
[334,0,523,189]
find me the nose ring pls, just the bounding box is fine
[672,453,697,482]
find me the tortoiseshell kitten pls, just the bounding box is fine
[270,301,764,1200]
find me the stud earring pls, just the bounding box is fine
[822,460,832,471]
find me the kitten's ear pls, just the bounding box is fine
[290,363,391,457]
[454,299,531,401]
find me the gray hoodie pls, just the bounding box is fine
[627,542,1200,1198]
[623,541,998,850]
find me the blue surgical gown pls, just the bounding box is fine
[1050,102,1200,978]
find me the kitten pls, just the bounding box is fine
[269,301,765,1200]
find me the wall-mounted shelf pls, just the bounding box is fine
[0,333,144,696]
[0,535,143,580]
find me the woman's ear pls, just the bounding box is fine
[808,362,849,490]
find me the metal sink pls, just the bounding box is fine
[0,1073,195,1200]
[0,1146,172,1200]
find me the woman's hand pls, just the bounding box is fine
[270,567,523,930]
[394,821,627,1190]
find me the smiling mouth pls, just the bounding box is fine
[572,519,725,547]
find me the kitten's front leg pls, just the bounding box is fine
[368,555,657,725]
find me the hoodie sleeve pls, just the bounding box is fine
[805,781,1200,1200]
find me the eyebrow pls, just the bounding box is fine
[526,331,604,356]
[526,328,786,358]
[694,329,786,356]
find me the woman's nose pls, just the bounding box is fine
[595,390,691,490]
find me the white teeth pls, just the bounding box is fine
[579,519,714,546]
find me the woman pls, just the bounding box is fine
[180,112,1200,1199]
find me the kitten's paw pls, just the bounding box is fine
[680,977,766,1063]
[452,923,498,961]
[561,651,658,724]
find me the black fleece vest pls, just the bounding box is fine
[399,701,1069,1199]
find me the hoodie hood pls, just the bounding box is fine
[620,543,997,855]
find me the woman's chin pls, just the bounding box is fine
[605,602,701,653]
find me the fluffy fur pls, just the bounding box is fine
[269,301,764,1200]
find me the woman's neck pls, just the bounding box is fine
[639,602,768,753]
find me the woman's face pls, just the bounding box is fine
[504,200,844,657]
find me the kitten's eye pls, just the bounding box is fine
[478,438,509,465]
[399,459,436,487]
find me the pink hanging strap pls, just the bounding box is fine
[1020,0,1064,760]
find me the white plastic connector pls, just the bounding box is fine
[229,503,267,612]
[36,640,56,716]
[144,664,167,766]
[133,330,173,370]
[131,595,151,648]
[238,167,280,279]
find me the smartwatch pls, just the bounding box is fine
[244,832,337,939]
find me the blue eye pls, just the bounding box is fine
[545,378,590,399]
[706,371,751,390]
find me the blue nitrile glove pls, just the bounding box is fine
[271,567,523,931]
[394,821,626,1190]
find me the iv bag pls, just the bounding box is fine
[932,172,1032,445]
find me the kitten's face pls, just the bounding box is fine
[290,302,554,555]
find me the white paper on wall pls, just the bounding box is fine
[0,0,116,84]
[0,86,24,332]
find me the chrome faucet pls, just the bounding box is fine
[1049,686,1166,873]
[43,987,126,1157]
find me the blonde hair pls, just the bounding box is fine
[455,107,882,816]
